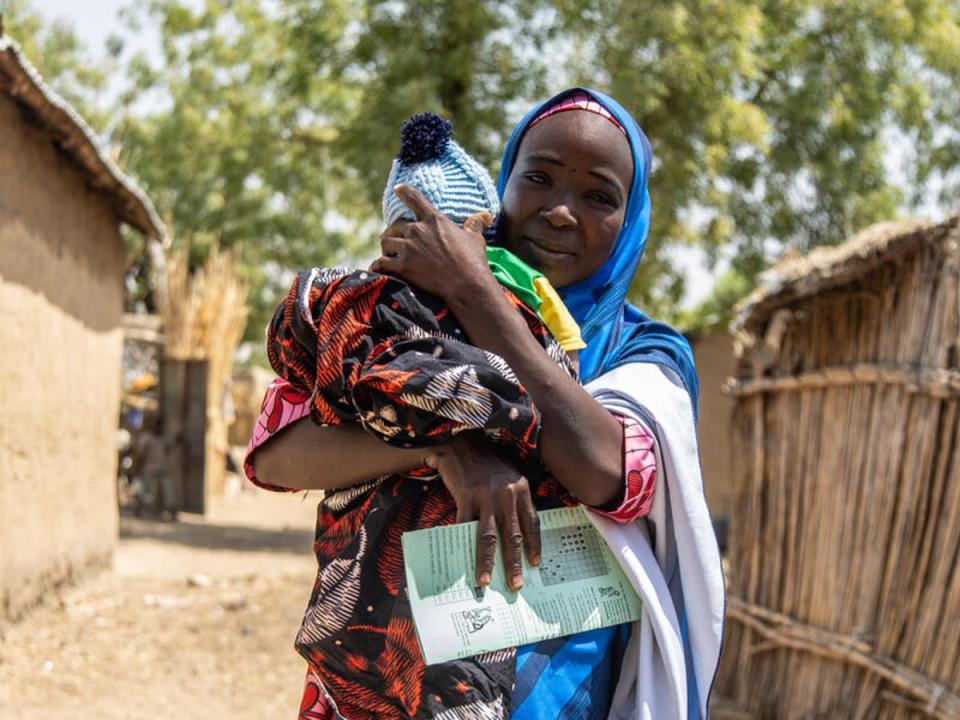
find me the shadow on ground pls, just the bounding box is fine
[119,515,315,555]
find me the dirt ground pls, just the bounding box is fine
[0,485,322,720]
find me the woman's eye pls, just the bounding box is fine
[587,191,616,207]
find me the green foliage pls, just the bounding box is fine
[115,0,554,341]
[557,0,960,320]
[334,0,553,206]
[116,0,366,337]
[6,0,959,343]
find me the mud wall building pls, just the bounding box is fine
[0,35,163,620]
[690,327,736,541]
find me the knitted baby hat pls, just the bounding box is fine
[382,112,500,227]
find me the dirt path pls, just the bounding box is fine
[0,487,322,719]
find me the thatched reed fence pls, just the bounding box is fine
[714,217,960,719]
[159,240,249,503]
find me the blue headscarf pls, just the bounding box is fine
[496,88,700,413]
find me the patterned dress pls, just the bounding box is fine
[247,267,658,719]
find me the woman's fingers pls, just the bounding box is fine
[379,235,408,258]
[431,436,536,592]
[475,504,499,587]
[369,255,400,275]
[380,220,412,239]
[393,184,437,221]
[462,211,494,235]
[515,479,541,566]
[496,488,526,591]
[455,495,476,525]
[370,236,409,274]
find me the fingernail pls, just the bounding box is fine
[479,572,491,586]
[531,555,541,566]
[512,577,524,591]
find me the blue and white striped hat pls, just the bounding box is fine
[382,112,500,227]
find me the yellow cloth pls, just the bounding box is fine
[532,277,586,351]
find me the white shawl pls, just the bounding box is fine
[584,363,725,720]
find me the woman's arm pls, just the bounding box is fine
[445,278,622,506]
[372,185,623,507]
[253,413,541,588]
[253,420,427,491]
[247,376,541,584]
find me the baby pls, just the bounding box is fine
[266,113,585,466]
[381,112,584,369]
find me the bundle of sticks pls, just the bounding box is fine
[159,238,249,496]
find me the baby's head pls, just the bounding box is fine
[382,112,500,228]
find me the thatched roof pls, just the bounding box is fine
[0,33,164,240]
[733,215,960,334]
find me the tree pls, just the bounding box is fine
[115,0,555,348]
[53,0,954,345]
[329,0,553,208]
[556,0,960,319]
[114,0,365,341]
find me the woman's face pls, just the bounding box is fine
[500,110,634,288]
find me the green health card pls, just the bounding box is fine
[402,506,643,665]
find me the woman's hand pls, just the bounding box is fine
[374,188,623,514]
[426,436,541,592]
[370,184,496,302]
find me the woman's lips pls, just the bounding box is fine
[522,236,576,261]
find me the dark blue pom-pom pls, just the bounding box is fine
[397,112,453,164]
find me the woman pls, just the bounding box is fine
[249,89,724,719]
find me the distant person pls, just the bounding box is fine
[133,413,177,521]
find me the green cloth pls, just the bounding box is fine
[485,246,544,313]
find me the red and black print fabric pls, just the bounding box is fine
[267,267,575,463]
[265,267,579,719]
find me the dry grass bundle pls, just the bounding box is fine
[159,239,249,496]
[714,217,960,719]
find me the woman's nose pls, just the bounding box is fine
[540,203,577,228]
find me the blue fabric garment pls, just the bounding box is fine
[495,87,699,413]
[496,88,702,717]
[512,626,630,720]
